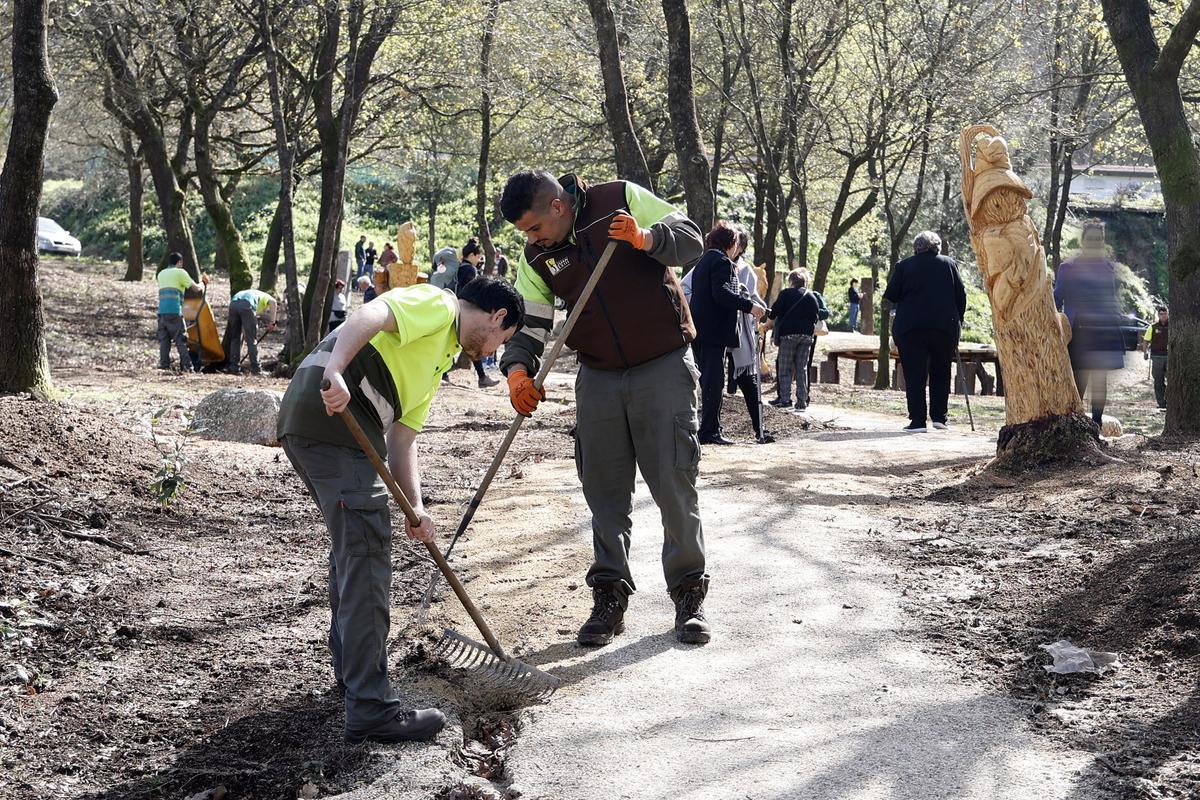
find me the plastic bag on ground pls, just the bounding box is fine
[1040,639,1120,674]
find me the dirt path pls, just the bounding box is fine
[376,409,1115,800]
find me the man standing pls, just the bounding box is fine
[1142,306,1169,410]
[277,278,523,744]
[155,252,205,373]
[354,235,367,282]
[226,288,278,375]
[883,231,967,432]
[494,244,509,279]
[499,170,710,646]
[364,241,378,279]
[848,278,861,332]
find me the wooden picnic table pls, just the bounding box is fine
[813,334,1004,396]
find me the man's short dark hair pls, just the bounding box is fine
[167,252,183,266]
[850,278,858,285]
[458,277,525,330]
[501,170,561,223]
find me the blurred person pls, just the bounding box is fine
[494,244,509,279]
[883,231,967,432]
[1054,221,1125,426]
[1141,305,1169,411]
[430,245,459,290]
[329,278,349,330]
[357,275,376,303]
[363,241,378,276]
[688,221,766,445]
[378,243,398,273]
[355,235,367,281]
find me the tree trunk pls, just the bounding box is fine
[1101,0,1200,434]
[661,0,714,229]
[476,0,499,273]
[873,240,891,389]
[100,35,199,279]
[961,125,1095,467]
[121,130,144,281]
[1048,155,1075,269]
[0,0,57,398]
[427,196,438,264]
[258,200,284,293]
[813,155,877,294]
[261,0,303,369]
[585,0,654,190]
[193,116,254,293]
[142,132,200,279]
[303,0,397,348]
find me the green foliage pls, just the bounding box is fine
[149,408,188,507]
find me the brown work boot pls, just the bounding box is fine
[670,578,711,644]
[577,584,625,647]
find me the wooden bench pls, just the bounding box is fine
[817,340,1004,396]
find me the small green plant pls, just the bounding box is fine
[149,406,190,507]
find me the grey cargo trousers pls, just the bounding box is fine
[575,346,707,605]
[281,434,401,735]
[228,299,260,371]
[157,313,191,370]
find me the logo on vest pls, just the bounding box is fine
[545,257,571,276]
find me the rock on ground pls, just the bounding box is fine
[191,388,284,446]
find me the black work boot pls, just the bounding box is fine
[577,583,625,647]
[344,707,446,744]
[670,577,711,644]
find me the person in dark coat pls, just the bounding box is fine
[1054,221,1125,426]
[883,231,967,432]
[768,269,821,411]
[689,221,766,444]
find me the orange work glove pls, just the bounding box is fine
[507,368,546,416]
[608,212,649,250]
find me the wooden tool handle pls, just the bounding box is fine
[322,382,507,658]
[444,239,620,547]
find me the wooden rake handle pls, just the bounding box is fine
[445,239,620,550]
[325,388,508,660]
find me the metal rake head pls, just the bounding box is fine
[435,629,560,702]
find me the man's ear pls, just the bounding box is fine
[492,308,508,326]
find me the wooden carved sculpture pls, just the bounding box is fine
[383,221,421,290]
[961,125,1090,460]
[396,221,417,265]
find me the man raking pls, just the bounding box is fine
[276,278,523,744]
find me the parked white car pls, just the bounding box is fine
[37,217,81,256]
